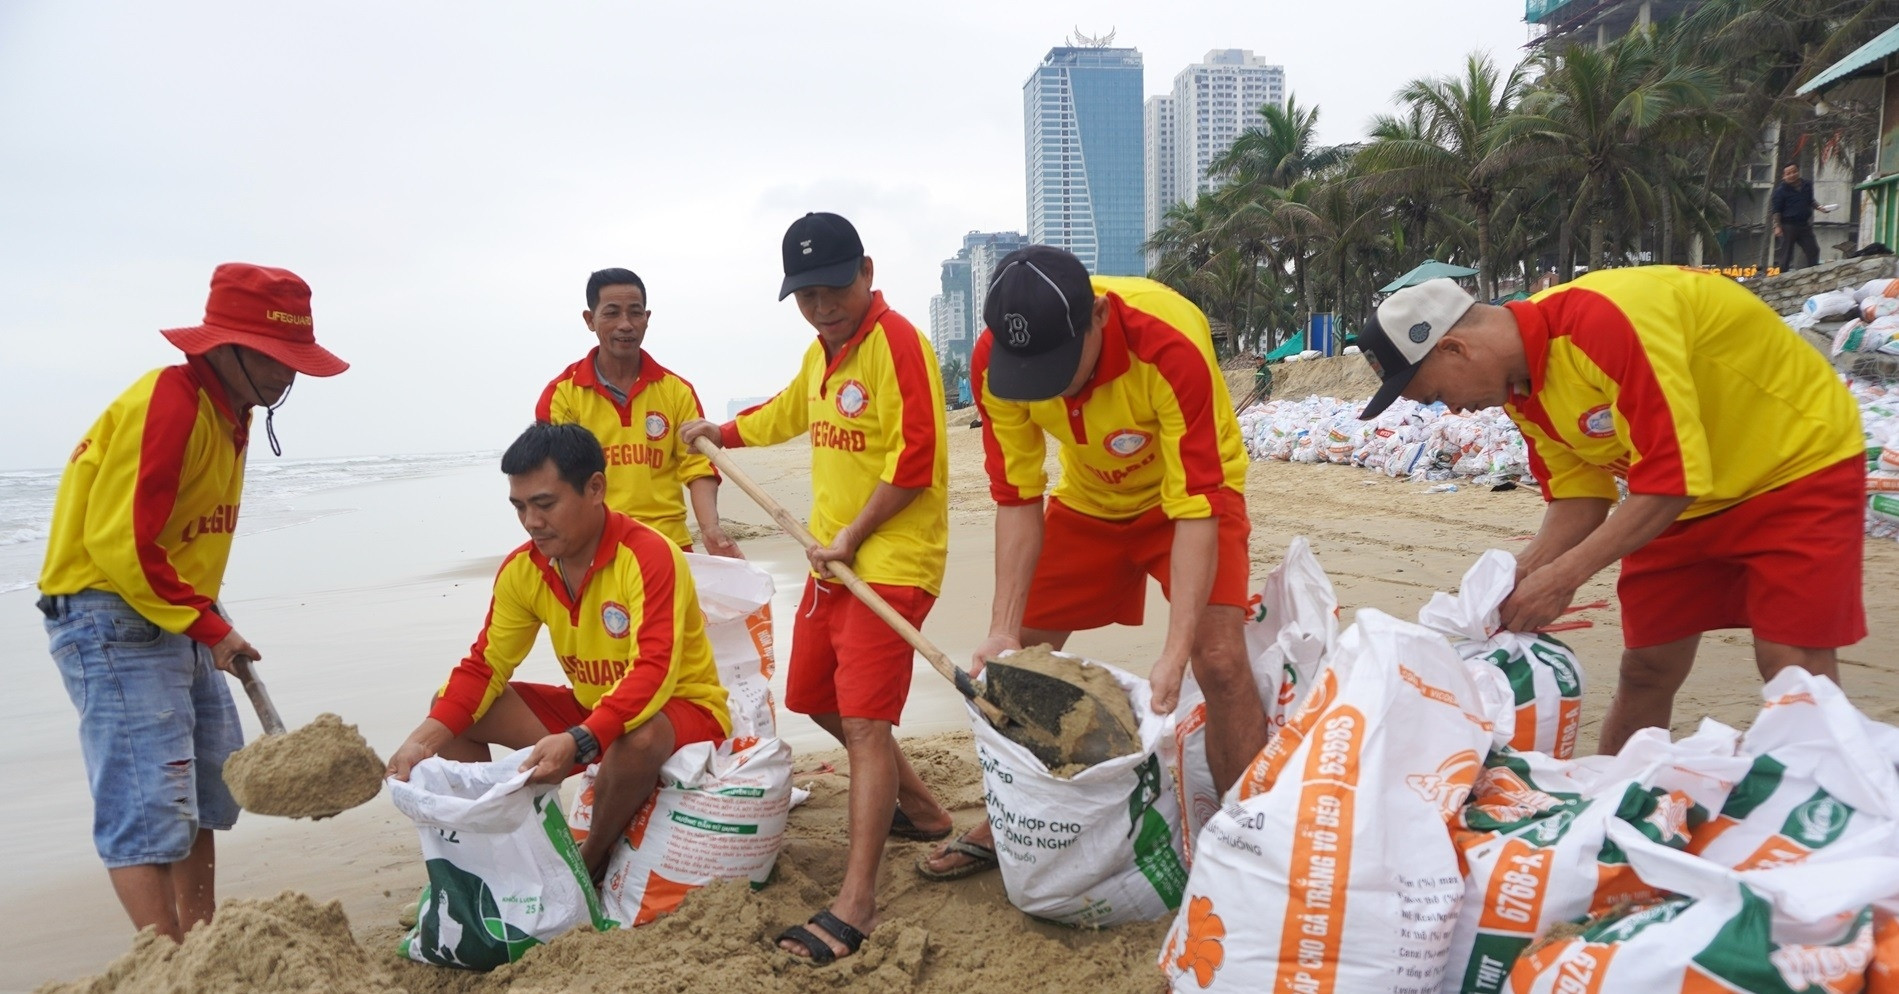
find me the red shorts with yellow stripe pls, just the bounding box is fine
[511,682,726,750]
[1618,456,1866,649]
[1023,488,1252,632]
[786,577,936,724]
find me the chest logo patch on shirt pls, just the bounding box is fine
[601,601,632,638]
[645,411,670,441]
[835,379,870,419]
[1578,405,1616,439]
[1104,428,1153,458]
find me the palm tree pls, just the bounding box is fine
[1517,35,1729,279]
[1356,53,1537,299]
[939,352,969,398]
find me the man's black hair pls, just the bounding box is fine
[586,268,647,310]
[502,422,606,494]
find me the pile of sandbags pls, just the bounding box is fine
[1237,396,1530,486]
[1795,278,1899,340]
[1156,543,1899,993]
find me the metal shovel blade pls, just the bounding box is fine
[981,659,1141,770]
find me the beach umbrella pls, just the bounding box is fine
[1378,259,1480,294]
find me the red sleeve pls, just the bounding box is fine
[583,534,681,748]
[1126,317,1227,498]
[534,378,558,422]
[718,420,746,449]
[137,368,229,645]
[883,325,940,488]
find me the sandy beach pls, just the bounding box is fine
[8,379,1898,992]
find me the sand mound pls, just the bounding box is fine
[1268,354,1379,402]
[37,892,408,994]
[224,713,385,819]
[380,731,1169,994]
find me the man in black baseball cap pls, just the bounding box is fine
[920,244,1267,882]
[679,211,954,964]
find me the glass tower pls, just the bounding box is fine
[1024,45,1145,277]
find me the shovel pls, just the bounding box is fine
[230,654,288,736]
[223,654,384,819]
[691,437,1139,769]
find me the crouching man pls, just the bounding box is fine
[388,421,730,880]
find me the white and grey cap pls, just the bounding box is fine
[1356,278,1477,419]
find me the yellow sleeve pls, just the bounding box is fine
[971,334,1048,504]
[871,326,944,489]
[82,370,231,644]
[669,378,717,484]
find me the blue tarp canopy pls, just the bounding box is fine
[1379,259,1480,294]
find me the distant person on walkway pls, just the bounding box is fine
[679,211,954,965]
[1771,163,1833,272]
[918,245,1268,881]
[1355,267,1862,754]
[536,268,740,557]
[38,263,349,942]
[385,421,730,883]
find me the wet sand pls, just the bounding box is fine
[6,420,1897,991]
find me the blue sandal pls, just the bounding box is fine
[776,909,869,965]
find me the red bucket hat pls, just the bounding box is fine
[160,263,349,377]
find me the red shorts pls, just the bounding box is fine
[511,682,726,750]
[1619,456,1866,649]
[786,577,936,724]
[1023,488,1252,632]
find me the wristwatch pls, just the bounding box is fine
[567,725,601,766]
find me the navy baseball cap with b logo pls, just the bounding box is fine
[1356,278,1477,419]
[982,245,1096,401]
[779,212,866,300]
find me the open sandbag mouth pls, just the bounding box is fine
[222,713,386,819]
[981,645,1141,773]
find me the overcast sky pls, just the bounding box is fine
[0,1,1535,470]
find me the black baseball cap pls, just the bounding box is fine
[981,245,1096,401]
[779,212,865,300]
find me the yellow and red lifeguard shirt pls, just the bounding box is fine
[720,291,948,595]
[429,510,729,749]
[536,348,716,548]
[40,356,249,646]
[1505,266,1861,520]
[973,276,1249,521]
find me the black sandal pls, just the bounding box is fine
[775,909,869,965]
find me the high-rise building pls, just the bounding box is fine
[927,231,1026,373]
[1143,95,1178,271]
[1024,42,1145,277]
[1171,50,1285,205]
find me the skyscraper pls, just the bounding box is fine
[1170,49,1285,205]
[1024,41,1145,277]
[927,231,1026,373]
[1143,95,1178,271]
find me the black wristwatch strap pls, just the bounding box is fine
[567,725,601,765]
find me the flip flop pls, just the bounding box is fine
[775,909,869,965]
[915,831,998,881]
[890,807,953,842]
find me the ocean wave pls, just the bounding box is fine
[1,525,50,546]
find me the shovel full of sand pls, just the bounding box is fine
[690,437,1140,770]
[221,655,386,820]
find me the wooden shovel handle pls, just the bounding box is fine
[691,436,1001,720]
[229,654,288,736]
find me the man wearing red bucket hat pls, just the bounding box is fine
[37,263,347,945]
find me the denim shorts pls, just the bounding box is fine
[42,590,244,867]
